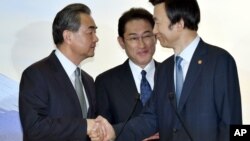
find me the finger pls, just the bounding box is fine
[95,115,104,122]
[90,136,100,141]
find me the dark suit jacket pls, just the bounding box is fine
[19,51,96,141]
[114,39,242,141]
[95,59,158,124]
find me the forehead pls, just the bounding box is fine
[124,19,153,33]
[153,3,167,21]
[79,13,97,29]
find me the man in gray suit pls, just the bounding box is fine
[90,0,242,141]
[19,3,98,141]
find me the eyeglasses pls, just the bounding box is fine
[125,34,155,44]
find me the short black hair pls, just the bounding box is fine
[149,0,164,5]
[118,8,154,38]
[149,0,200,31]
[52,3,91,46]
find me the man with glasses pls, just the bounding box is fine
[95,7,159,140]
[90,0,242,141]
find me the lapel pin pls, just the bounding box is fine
[198,60,202,64]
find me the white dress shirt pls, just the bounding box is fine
[129,59,156,95]
[174,36,200,91]
[55,49,89,110]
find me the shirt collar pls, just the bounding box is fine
[129,59,155,77]
[129,59,155,73]
[176,35,200,63]
[55,49,77,77]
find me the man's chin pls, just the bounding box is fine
[159,42,170,48]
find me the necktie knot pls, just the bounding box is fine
[176,56,183,68]
[75,67,81,77]
[141,70,147,77]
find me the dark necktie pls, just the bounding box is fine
[75,67,87,118]
[140,70,152,106]
[175,56,183,106]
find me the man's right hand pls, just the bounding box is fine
[88,116,116,141]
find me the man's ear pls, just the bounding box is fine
[117,36,126,49]
[174,19,185,31]
[63,30,73,44]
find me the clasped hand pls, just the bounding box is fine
[87,116,116,141]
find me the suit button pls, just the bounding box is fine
[173,128,178,133]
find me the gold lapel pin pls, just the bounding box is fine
[198,60,202,64]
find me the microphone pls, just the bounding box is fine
[168,92,193,141]
[115,94,140,140]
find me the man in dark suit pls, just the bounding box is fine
[95,8,159,140]
[19,3,99,141]
[90,0,242,141]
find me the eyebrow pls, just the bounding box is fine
[88,26,97,30]
[127,31,153,36]
[127,33,137,36]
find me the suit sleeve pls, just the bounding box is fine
[95,75,113,123]
[19,67,88,141]
[214,52,242,141]
[113,89,158,141]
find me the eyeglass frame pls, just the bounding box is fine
[124,33,156,44]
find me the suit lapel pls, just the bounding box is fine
[178,40,207,111]
[117,60,139,100]
[165,56,177,107]
[81,73,91,106]
[80,71,95,117]
[49,51,82,114]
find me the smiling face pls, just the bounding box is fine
[118,19,156,68]
[153,3,180,49]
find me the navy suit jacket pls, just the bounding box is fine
[19,51,96,141]
[114,39,242,141]
[95,59,158,124]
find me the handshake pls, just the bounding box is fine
[86,116,159,141]
[87,116,116,141]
